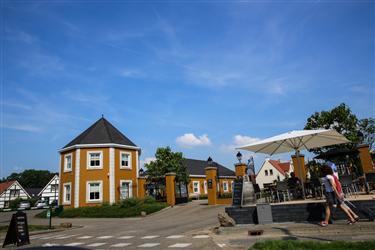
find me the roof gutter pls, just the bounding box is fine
[59,143,141,153]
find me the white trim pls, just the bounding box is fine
[119,180,133,199]
[74,149,80,208]
[204,181,207,194]
[119,151,132,169]
[87,150,103,169]
[63,182,72,205]
[189,174,236,179]
[223,181,229,192]
[136,151,139,178]
[192,181,200,194]
[64,153,73,172]
[109,147,115,204]
[189,175,206,178]
[86,180,103,203]
[59,154,62,205]
[60,143,141,153]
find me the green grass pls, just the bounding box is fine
[0,225,52,233]
[250,240,375,250]
[35,197,167,218]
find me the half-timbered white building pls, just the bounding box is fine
[38,175,59,205]
[0,180,30,209]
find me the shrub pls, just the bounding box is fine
[120,198,141,208]
[142,196,156,204]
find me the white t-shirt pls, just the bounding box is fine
[322,175,334,192]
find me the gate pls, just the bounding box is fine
[175,181,188,204]
[145,182,167,202]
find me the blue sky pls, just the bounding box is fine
[1,1,374,178]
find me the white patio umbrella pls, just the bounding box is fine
[236,129,350,199]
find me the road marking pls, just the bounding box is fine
[55,234,79,239]
[193,235,210,239]
[141,235,159,239]
[42,243,60,247]
[118,236,135,239]
[65,242,85,246]
[138,243,160,248]
[168,243,192,248]
[217,243,226,248]
[166,235,185,239]
[77,235,94,239]
[111,243,132,247]
[39,234,66,240]
[86,242,107,247]
[97,235,114,239]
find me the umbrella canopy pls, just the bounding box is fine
[237,129,350,199]
[237,129,349,154]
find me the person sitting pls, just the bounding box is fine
[288,172,302,199]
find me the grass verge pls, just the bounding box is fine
[250,240,375,250]
[35,197,167,218]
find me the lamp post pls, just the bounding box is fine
[139,168,144,177]
[236,151,242,163]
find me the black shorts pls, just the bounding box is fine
[325,191,342,206]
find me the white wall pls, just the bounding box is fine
[39,175,59,204]
[256,160,286,188]
[0,182,30,209]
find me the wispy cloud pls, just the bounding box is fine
[220,135,260,153]
[120,69,145,78]
[1,124,42,133]
[176,133,211,148]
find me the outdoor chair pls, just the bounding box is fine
[365,173,375,192]
[276,181,290,202]
[310,177,324,199]
[340,175,357,197]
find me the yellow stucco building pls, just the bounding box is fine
[59,117,141,208]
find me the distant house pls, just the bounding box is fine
[183,158,236,197]
[256,159,293,188]
[0,181,31,209]
[38,175,59,204]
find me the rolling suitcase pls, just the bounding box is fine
[344,199,375,221]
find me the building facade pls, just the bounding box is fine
[256,159,293,188]
[59,118,141,208]
[38,175,59,204]
[0,181,30,209]
[183,159,236,197]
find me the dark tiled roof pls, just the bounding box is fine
[0,181,15,195]
[183,158,235,177]
[63,118,137,149]
[25,188,43,197]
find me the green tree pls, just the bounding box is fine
[1,169,57,188]
[358,118,375,149]
[145,147,189,184]
[304,103,374,154]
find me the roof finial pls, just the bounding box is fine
[101,114,104,118]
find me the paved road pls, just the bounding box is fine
[1,200,227,249]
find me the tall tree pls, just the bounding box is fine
[145,147,189,184]
[358,118,375,150]
[304,103,373,154]
[1,169,56,188]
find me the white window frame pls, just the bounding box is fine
[119,180,133,199]
[193,181,200,194]
[223,181,229,192]
[204,181,207,194]
[87,151,103,169]
[63,183,71,205]
[119,151,132,169]
[86,180,103,203]
[64,153,73,172]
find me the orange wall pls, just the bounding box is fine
[59,150,75,208]
[59,147,138,208]
[188,177,235,196]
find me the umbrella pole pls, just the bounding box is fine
[295,150,306,199]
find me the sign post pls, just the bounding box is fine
[2,211,30,247]
[47,207,52,229]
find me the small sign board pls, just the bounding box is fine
[46,210,51,218]
[232,180,243,207]
[2,211,30,248]
[207,179,213,189]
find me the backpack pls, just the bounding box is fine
[332,175,342,194]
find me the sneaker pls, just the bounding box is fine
[319,221,328,227]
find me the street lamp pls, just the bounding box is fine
[236,151,242,163]
[139,168,144,177]
[207,157,213,166]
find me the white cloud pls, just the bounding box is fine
[220,135,260,153]
[176,133,211,148]
[120,69,144,78]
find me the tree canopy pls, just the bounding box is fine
[1,169,57,188]
[144,147,189,184]
[304,103,374,154]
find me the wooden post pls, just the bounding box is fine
[358,144,375,173]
